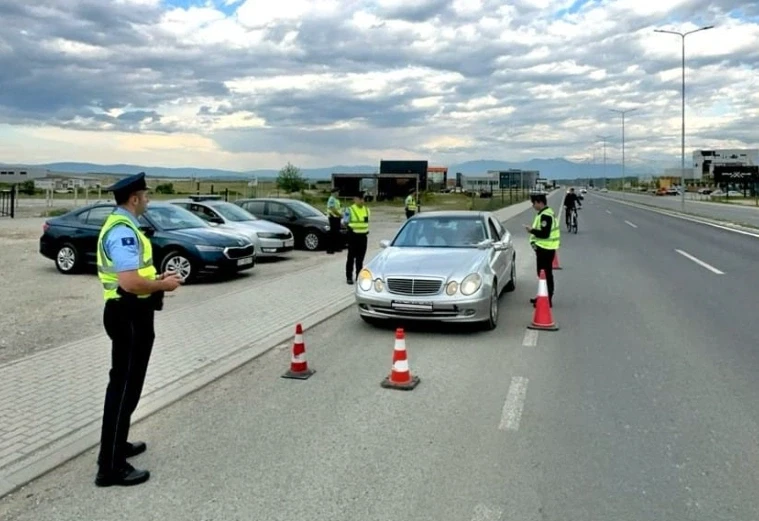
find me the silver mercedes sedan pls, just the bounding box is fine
[354,210,516,330]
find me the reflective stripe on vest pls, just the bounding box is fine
[529,207,560,250]
[347,205,370,234]
[405,195,417,210]
[96,212,157,301]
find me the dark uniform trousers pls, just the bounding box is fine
[97,297,155,471]
[534,246,556,302]
[405,209,415,219]
[328,216,343,253]
[346,231,368,280]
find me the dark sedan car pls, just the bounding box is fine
[39,201,256,283]
[234,197,347,251]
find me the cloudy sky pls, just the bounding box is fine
[0,0,756,171]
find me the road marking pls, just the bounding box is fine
[675,249,725,274]
[624,220,638,228]
[522,329,538,346]
[606,210,612,214]
[471,504,503,521]
[499,376,529,431]
[596,194,759,239]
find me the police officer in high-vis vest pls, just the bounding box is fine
[343,191,370,285]
[94,172,182,487]
[525,192,560,307]
[326,187,343,254]
[404,189,417,219]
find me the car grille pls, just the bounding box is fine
[386,277,443,296]
[224,245,255,259]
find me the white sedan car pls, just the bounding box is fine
[169,196,295,258]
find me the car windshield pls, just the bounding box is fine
[392,217,487,248]
[288,200,323,218]
[212,202,257,222]
[145,204,209,231]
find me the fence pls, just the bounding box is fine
[0,186,16,218]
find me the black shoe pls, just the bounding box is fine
[347,278,354,285]
[95,463,150,487]
[125,441,146,458]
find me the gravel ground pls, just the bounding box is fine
[0,207,406,365]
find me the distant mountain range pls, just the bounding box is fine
[4,158,674,181]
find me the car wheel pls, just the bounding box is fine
[55,243,80,274]
[160,250,195,283]
[302,230,322,251]
[504,255,516,292]
[482,282,499,331]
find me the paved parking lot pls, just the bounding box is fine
[0,206,405,364]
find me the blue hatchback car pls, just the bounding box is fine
[39,201,256,283]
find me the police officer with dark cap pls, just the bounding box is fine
[94,172,182,487]
[524,191,560,307]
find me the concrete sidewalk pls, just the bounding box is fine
[0,197,540,498]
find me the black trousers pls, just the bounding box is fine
[405,209,416,219]
[327,216,343,253]
[97,298,155,471]
[535,247,556,301]
[346,232,368,280]
[565,206,574,226]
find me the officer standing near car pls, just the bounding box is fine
[344,191,370,285]
[94,172,182,488]
[326,187,343,254]
[525,191,560,307]
[404,188,418,219]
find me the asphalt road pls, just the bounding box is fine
[2,194,759,520]
[601,190,759,228]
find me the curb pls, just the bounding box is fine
[0,294,355,500]
[597,194,759,238]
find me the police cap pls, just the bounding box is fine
[105,172,150,199]
[529,191,547,204]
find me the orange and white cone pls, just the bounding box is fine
[381,328,420,390]
[281,323,315,379]
[552,250,562,270]
[528,270,559,331]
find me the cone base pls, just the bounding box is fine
[281,368,316,380]
[381,374,420,391]
[527,322,559,331]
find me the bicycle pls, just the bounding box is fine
[565,206,579,234]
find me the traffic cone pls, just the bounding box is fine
[381,328,420,391]
[552,250,562,270]
[527,270,559,331]
[281,323,315,379]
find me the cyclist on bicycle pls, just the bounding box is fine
[563,187,582,228]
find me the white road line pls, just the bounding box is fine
[624,220,638,228]
[471,504,503,521]
[522,329,539,347]
[499,376,529,431]
[606,210,612,214]
[675,249,725,275]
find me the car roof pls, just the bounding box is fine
[411,210,488,219]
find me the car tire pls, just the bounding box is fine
[55,243,80,274]
[302,230,322,251]
[504,254,516,292]
[160,250,195,283]
[482,282,499,331]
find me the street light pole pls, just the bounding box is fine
[597,135,611,188]
[654,25,714,211]
[610,108,637,198]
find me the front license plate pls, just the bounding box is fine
[391,301,433,311]
[283,239,294,247]
[237,257,254,266]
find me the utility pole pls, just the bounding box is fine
[610,108,637,198]
[597,135,612,189]
[654,25,714,211]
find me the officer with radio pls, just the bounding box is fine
[94,172,182,487]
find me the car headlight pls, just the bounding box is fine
[460,273,482,296]
[445,281,458,295]
[374,278,384,292]
[195,245,224,252]
[257,232,278,238]
[357,269,373,291]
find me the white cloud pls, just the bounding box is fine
[0,0,756,171]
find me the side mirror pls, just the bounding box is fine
[476,239,494,250]
[140,226,155,237]
[379,240,390,248]
[288,214,297,221]
[209,216,224,224]
[493,241,507,251]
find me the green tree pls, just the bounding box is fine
[276,162,307,193]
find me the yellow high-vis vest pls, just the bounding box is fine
[529,207,560,250]
[347,205,370,234]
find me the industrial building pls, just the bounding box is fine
[692,149,758,181]
[0,165,49,184]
